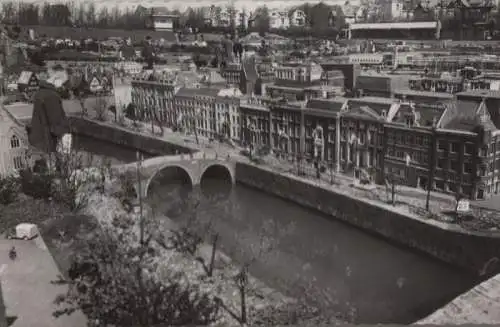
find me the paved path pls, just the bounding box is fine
[417,273,500,325]
[0,238,86,327]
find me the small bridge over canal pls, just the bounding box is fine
[114,151,236,199]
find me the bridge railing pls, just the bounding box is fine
[178,151,232,161]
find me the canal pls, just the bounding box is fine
[75,135,479,324]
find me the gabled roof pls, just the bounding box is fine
[1,102,27,127]
[347,97,394,117]
[439,100,480,131]
[477,99,497,131]
[348,105,382,120]
[394,102,447,127]
[306,98,346,112]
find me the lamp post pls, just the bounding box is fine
[247,118,256,158]
[312,125,324,179]
[191,107,200,145]
[298,107,305,176]
[425,124,437,211]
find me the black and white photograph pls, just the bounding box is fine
[0,0,498,326]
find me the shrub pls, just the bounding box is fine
[19,168,54,200]
[0,175,20,205]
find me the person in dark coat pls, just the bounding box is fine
[29,65,71,169]
[142,36,155,70]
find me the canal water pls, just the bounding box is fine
[76,135,479,324]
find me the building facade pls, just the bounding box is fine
[129,63,500,200]
[174,87,242,142]
[266,62,343,101]
[131,71,177,125]
[239,96,272,152]
[0,106,30,176]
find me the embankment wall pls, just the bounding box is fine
[235,162,500,275]
[68,117,196,155]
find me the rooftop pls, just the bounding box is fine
[457,90,500,100]
[350,21,439,30]
[306,98,346,112]
[175,87,221,98]
[394,89,455,99]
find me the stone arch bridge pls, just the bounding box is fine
[113,152,236,200]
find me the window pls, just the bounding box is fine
[13,156,23,170]
[438,140,447,151]
[359,132,365,144]
[10,135,20,148]
[422,153,429,164]
[396,133,403,143]
[369,131,375,145]
[464,143,474,155]
[415,135,423,146]
[479,147,488,157]
[450,142,460,153]
[437,158,447,169]
[463,162,473,174]
[423,136,430,147]
[450,160,460,172]
[477,188,485,199]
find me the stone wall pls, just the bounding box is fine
[69,117,196,156]
[235,162,500,275]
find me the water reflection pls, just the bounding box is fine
[146,178,478,324]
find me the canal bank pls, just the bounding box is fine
[62,117,486,323]
[69,117,500,276]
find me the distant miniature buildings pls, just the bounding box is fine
[17,70,39,94]
[290,9,307,27]
[148,7,179,31]
[269,10,291,29]
[348,21,441,40]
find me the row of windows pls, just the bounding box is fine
[438,140,476,155]
[387,131,431,147]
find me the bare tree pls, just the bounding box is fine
[385,174,400,206]
[220,219,296,326]
[51,147,110,212]
[148,106,164,137]
[52,154,221,326]
[77,94,88,118]
[92,96,108,121]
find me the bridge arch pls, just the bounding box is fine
[200,163,234,185]
[144,164,194,199]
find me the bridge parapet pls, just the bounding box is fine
[113,151,235,200]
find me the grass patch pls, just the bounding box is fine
[0,195,67,236]
[41,213,99,277]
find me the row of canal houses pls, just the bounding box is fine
[131,60,500,201]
